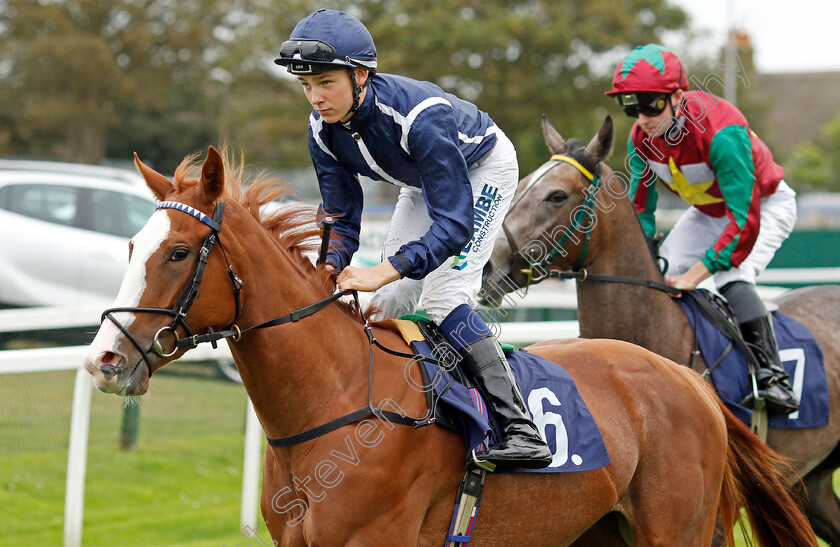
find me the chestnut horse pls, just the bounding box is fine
[482,115,840,544]
[82,147,815,546]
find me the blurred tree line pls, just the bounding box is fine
[0,0,691,180]
[787,110,840,192]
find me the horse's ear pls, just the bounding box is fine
[134,152,174,201]
[584,116,614,163]
[541,114,567,155]
[200,146,225,202]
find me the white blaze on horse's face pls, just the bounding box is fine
[115,210,172,316]
[83,210,171,384]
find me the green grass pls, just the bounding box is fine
[0,363,835,545]
[0,363,268,547]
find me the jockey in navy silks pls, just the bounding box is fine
[274,9,551,469]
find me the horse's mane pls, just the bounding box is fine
[171,148,370,321]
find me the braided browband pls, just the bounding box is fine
[157,201,221,231]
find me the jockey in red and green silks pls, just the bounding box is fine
[607,44,800,415]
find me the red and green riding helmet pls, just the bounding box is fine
[606,44,688,108]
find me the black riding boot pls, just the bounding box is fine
[458,335,552,470]
[739,314,799,414]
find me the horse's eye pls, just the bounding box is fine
[170,248,190,261]
[545,190,568,204]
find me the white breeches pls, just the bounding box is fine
[660,180,797,288]
[369,130,518,323]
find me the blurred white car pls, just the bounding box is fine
[0,158,148,186]
[0,165,156,307]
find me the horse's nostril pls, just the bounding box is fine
[100,351,119,366]
[98,351,122,378]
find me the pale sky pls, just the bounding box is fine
[668,0,840,74]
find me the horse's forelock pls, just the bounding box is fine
[565,139,598,176]
[171,152,203,193]
[565,138,587,151]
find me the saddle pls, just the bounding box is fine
[390,316,612,545]
[681,289,759,374]
[393,316,471,438]
[677,289,829,430]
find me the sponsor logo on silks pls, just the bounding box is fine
[453,183,504,270]
[451,254,468,270]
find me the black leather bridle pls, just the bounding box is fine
[100,201,243,378]
[98,199,439,445]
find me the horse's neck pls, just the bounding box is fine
[225,227,371,439]
[575,197,695,364]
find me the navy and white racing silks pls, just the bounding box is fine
[309,73,499,280]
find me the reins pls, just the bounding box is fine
[523,267,681,296]
[518,267,701,370]
[265,291,442,447]
[265,290,446,447]
[101,199,443,448]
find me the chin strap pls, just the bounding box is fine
[347,68,373,114]
[662,94,685,139]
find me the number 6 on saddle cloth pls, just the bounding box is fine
[397,316,611,474]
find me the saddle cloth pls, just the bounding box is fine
[396,319,610,474]
[677,292,829,429]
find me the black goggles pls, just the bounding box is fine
[278,39,340,63]
[615,93,670,118]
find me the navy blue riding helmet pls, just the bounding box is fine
[274,9,377,114]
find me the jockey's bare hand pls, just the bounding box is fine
[337,261,401,292]
[664,261,711,294]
